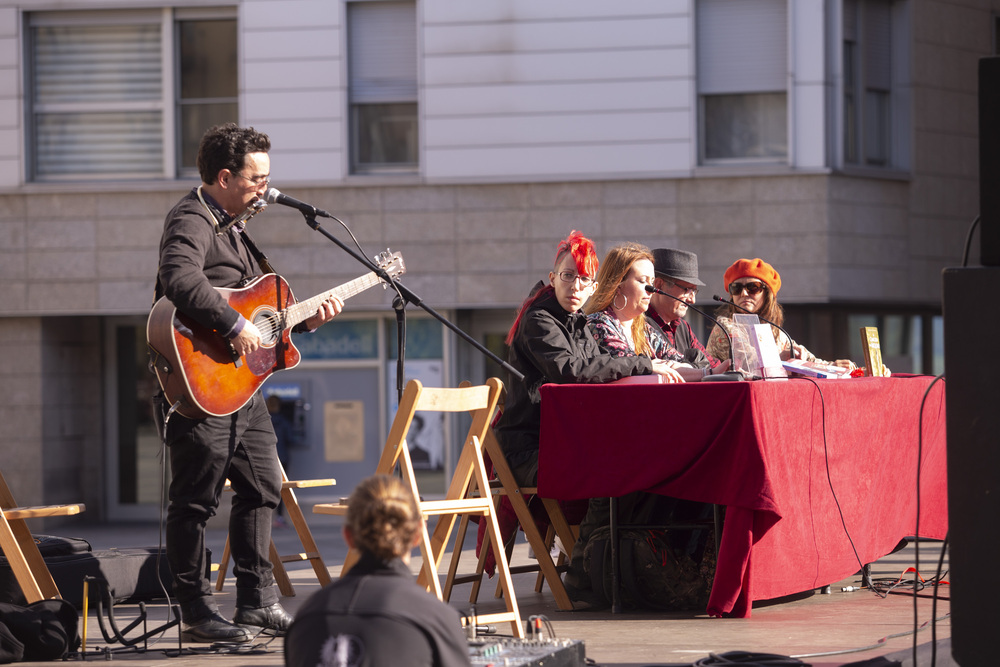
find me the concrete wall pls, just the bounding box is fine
[0,171,954,320]
[1,316,102,524]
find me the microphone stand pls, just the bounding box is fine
[645,286,744,381]
[295,211,524,402]
[712,294,802,363]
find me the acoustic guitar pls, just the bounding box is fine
[147,250,405,419]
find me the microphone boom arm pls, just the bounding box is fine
[645,285,743,381]
[272,191,525,389]
[712,294,801,360]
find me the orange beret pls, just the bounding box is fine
[724,258,781,295]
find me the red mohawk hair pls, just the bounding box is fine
[505,231,598,346]
[554,230,598,280]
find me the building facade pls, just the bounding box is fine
[0,0,987,520]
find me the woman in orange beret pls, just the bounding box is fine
[706,258,857,372]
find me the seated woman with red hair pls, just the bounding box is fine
[495,231,680,487]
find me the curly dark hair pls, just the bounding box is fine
[346,475,421,561]
[196,123,271,184]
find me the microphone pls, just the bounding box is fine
[645,285,743,381]
[712,294,802,360]
[264,187,333,219]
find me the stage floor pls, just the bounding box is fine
[43,514,952,667]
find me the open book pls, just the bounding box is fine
[782,359,852,379]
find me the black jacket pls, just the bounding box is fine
[155,188,257,334]
[285,552,471,667]
[495,284,653,469]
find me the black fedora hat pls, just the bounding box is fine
[652,248,705,286]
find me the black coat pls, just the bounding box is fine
[495,285,653,469]
[155,188,257,335]
[285,552,471,667]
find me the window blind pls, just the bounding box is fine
[34,24,161,104]
[31,22,163,178]
[863,0,892,91]
[348,1,417,104]
[697,0,787,95]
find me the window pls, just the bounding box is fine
[347,1,418,174]
[26,9,236,182]
[697,0,787,163]
[843,0,893,167]
[176,14,238,177]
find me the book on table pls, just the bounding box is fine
[859,326,887,377]
[782,359,852,379]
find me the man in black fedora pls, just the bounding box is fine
[646,248,720,370]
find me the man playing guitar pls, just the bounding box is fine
[152,123,342,643]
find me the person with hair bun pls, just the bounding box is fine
[285,475,471,667]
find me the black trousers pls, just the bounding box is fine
[161,392,282,619]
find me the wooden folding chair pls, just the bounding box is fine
[0,469,85,604]
[216,461,334,596]
[444,417,579,611]
[314,377,524,638]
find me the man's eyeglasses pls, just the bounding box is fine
[728,281,767,296]
[236,172,270,187]
[557,270,594,287]
[663,278,698,296]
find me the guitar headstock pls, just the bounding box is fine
[374,250,406,283]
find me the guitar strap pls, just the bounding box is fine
[239,229,277,276]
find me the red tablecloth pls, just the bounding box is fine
[538,375,948,617]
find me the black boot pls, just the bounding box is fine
[180,612,253,643]
[234,601,293,636]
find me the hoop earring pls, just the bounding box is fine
[612,292,627,311]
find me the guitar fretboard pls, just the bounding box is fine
[284,272,386,330]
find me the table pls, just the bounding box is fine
[538,375,948,618]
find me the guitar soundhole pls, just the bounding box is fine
[252,310,280,346]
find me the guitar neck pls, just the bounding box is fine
[283,271,385,330]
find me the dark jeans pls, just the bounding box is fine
[162,392,282,619]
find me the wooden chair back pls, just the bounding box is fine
[0,470,84,603]
[314,377,524,637]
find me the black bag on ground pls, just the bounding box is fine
[0,599,79,663]
[0,536,207,609]
[583,526,713,611]
[0,536,92,606]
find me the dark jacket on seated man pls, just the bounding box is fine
[284,551,470,667]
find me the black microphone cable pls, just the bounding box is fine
[791,376,866,583]
[644,285,742,380]
[712,295,802,365]
[961,215,980,267]
[913,373,946,667]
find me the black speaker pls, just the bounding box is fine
[943,267,1000,666]
[979,57,1000,265]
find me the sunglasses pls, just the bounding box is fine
[728,281,767,296]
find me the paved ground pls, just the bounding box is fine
[19,516,953,666]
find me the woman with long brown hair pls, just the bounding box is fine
[585,242,730,381]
